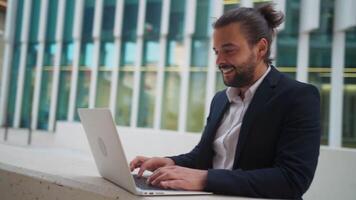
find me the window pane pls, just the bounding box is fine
[116,0,139,125]
[343,27,356,148]
[115,71,134,126]
[96,42,115,107]
[14,0,24,43]
[57,70,71,120]
[38,44,56,129]
[187,72,206,132]
[165,0,185,67]
[137,0,162,127]
[20,0,41,128]
[95,0,116,107]
[161,72,180,130]
[75,0,95,120]
[45,0,58,42]
[308,0,334,144]
[161,0,185,130]
[276,0,300,77]
[137,72,156,128]
[57,0,75,121]
[6,45,21,126]
[20,44,37,128]
[186,0,211,132]
[29,0,41,43]
[75,43,93,120]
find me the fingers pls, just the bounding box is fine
[147,166,177,185]
[129,156,148,172]
[137,163,148,177]
[160,180,186,190]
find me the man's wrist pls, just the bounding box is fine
[164,157,175,166]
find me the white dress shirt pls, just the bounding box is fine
[213,67,271,169]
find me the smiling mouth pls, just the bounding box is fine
[219,66,235,74]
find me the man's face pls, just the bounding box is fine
[213,23,259,88]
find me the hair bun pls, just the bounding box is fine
[258,3,284,29]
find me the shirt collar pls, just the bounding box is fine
[226,66,271,103]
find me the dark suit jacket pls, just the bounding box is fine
[170,66,321,199]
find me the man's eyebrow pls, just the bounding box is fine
[221,43,239,48]
[213,43,239,51]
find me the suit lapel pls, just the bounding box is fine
[233,66,281,168]
[207,94,230,143]
[198,93,230,169]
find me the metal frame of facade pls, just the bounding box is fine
[0,0,355,148]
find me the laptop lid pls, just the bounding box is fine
[78,108,212,196]
[78,108,138,194]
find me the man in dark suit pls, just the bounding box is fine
[130,4,320,199]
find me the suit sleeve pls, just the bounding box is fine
[205,84,321,199]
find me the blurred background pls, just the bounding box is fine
[0,0,355,148]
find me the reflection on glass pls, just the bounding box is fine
[57,0,75,120]
[96,42,115,107]
[160,0,185,130]
[166,41,184,67]
[74,0,95,120]
[57,71,71,120]
[8,0,24,126]
[20,44,37,128]
[143,41,160,66]
[161,72,180,130]
[95,0,116,107]
[137,0,162,127]
[343,27,356,148]
[116,72,134,126]
[75,70,91,121]
[38,44,56,129]
[187,72,206,132]
[121,41,136,66]
[20,0,41,128]
[29,0,41,42]
[96,71,112,107]
[6,45,21,126]
[14,0,24,42]
[38,70,53,129]
[75,43,94,120]
[191,40,209,67]
[276,0,300,75]
[58,43,74,120]
[137,72,157,128]
[166,0,185,67]
[115,0,139,125]
[186,0,211,132]
[308,0,334,144]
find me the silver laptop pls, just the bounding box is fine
[78,108,212,196]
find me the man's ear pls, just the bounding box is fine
[256,38,268,60]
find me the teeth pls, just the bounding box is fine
[221,67,234,74]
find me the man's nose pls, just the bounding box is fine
[215,53,226,66]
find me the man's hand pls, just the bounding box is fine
[129,156,175,177]
[147,165,208,191]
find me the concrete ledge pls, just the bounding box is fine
[0,143,254,200]
[0,163,119,200]
[1,122,356,199]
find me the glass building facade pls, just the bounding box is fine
[0,0,356,148]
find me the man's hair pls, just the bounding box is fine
[213,3,284,64]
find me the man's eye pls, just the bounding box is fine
[223,49,234,54]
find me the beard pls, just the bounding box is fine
[219,53,257,88]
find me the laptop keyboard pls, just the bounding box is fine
[133,175,167,191]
